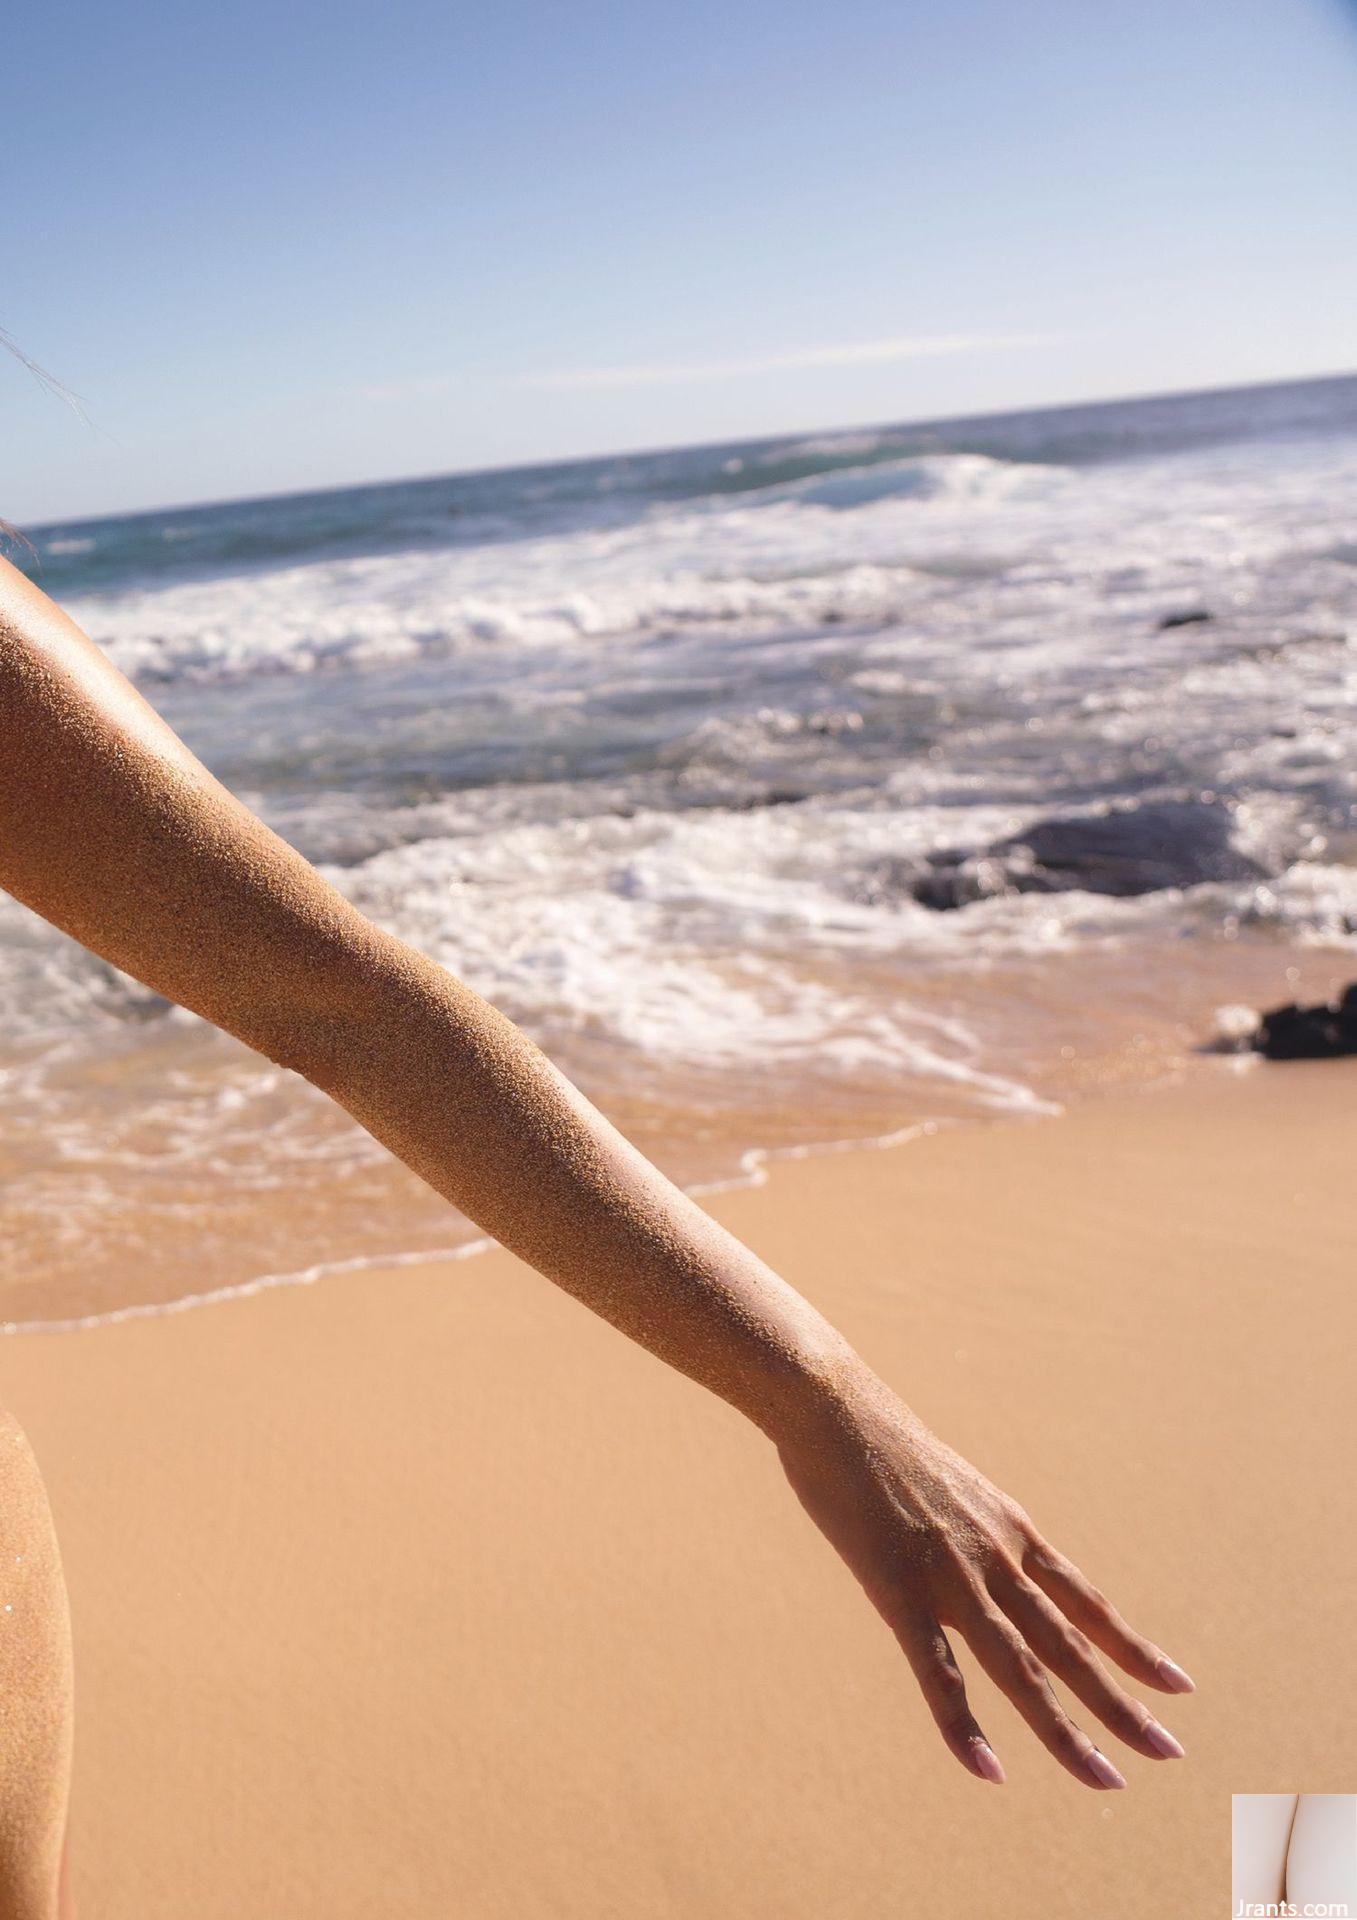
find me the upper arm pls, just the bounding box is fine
[0,555,386,1073]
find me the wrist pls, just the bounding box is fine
[760,1338,930,1466]
[746,1326,881,1448]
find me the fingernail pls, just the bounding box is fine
[969,1740,1005,1785]
[1085,1748,1128,1790]
[1142,1718,1185,1759]
[1156,1656,1195,1693]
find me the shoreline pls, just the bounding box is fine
[5,1056,1355,1916]
[0,1033,1298,1338]
[0,1116,943,1338]
[5,930,1351,1331]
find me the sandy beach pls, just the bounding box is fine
[7,0,1354,1906]
[0,1056,1349,1917]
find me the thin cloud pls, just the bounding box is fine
[517,331,1065,393]
[357,371,463,404]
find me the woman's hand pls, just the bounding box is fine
[776,1366,1194,1788]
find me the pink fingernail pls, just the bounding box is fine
[1142,1719,1185,1759]
[1085,1748,1127,1790]
[1156,1656,1195,1694]
[970,1740,1005,1785]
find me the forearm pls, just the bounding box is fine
[0,560,861,1436]
[304,935,862,1434]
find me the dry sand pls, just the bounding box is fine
[4,1058,1355,1918]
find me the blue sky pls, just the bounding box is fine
[7,0,1356,523]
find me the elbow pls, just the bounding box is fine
[248,1007,353,1089]
[221,916,404,1091]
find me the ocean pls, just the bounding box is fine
[4,373,1355,1324]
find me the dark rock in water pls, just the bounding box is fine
[1158,608,1213,630]
[912,798,1270,910]
[848,855,932,908]
[911,854,1011,912]
[1258,1005,1345,1059]
[1256,984,1357,1060]
[912,870,971,912]
[998,800,1268,897]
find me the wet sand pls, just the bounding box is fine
[4,1058,1355,1918]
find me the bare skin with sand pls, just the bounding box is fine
[0,553,1194,1904]
[0,1418,72,1920]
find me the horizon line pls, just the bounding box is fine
[16,364,1356,533]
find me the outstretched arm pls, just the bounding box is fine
[0,555,1193,1787]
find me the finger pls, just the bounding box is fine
[894,1612,1006,1785]
[990,1567,1186,1761]
[953,1596,1128,1790]
[1021,1540,1195,1695]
